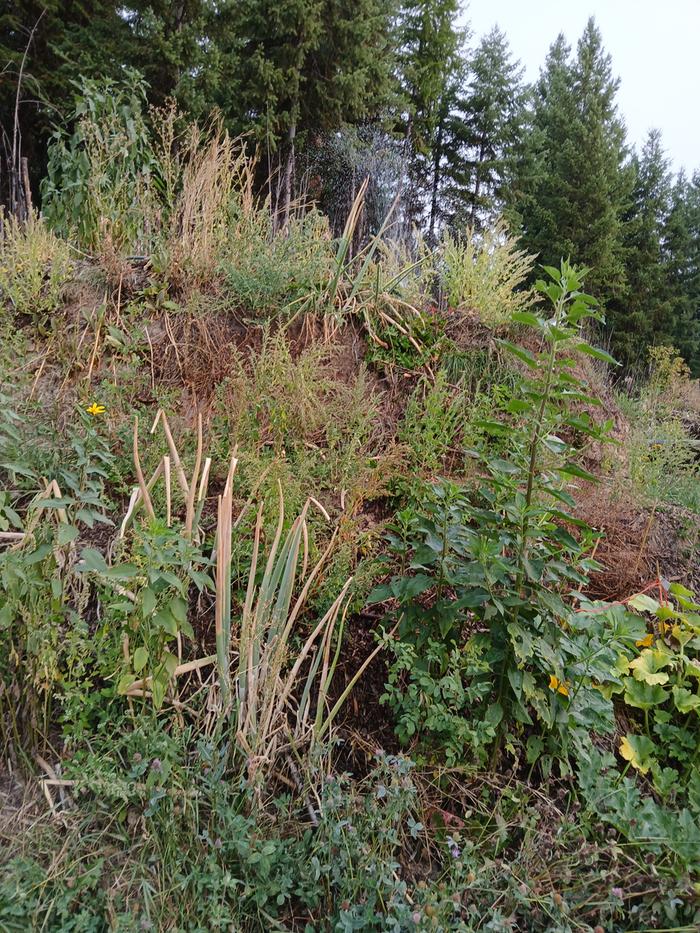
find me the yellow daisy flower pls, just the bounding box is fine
[86,403,106,416]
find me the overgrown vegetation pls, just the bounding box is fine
[1,88,700,932]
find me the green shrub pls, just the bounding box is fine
[617,346,700,511]
[42,72,158,254]
[218,205,333,317]
[440,220,537,325]
[398,370,466,477]
[371,263,623,770]
[0,214,72,325]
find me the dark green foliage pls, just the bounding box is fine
[511,20,630,301]
[227,0,395,146]
[0,1,133,199]
[450,27,527,229]
[608,129,674,365]
[396,0,467,239]
[371,264,626,769]
[664,171,700,374]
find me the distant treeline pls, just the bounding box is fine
[2,2,699,371]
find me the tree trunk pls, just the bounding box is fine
[428,120,444,246]
[470,137,487,228]
[281,122,297,230]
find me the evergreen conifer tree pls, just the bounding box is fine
[454,27,527,229]
[608,129,673,364]
[664,170,700,373]
[513,19,629,300]
[396,0,466,239]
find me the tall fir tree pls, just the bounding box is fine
[512,19,630,300]
[227,0,395,218]
[608,129,673,365]
[664,170,700,374]
[396,0,466,240]
[120,2,212,110]
[453,27,527,229]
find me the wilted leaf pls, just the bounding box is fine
[619,734,656,774]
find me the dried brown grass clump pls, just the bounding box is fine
[576,486,658,600]
[149,307,252,405]
[164,124,254,291]
[575,483,672,601]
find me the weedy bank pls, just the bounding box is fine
[1,89,700,932]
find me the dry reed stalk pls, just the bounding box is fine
[125,654,217,696]
[233,486,359,779]
[163,455,171,526]
[132,416,155,520]
[119,459,163,537]
[150,409,189,494]
[214,452,238,705]
[184,413,203,538]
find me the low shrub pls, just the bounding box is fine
[0,213,72,325]
[440,220,537,326]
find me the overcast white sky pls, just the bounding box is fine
[464,0,700,175]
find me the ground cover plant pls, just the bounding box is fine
[1,96,700,932]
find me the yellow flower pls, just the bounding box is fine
[548,675,570,697]
[635,632,654,648]
[86,403,106,416]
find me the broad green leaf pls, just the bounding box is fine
[487,458,520,475]
[102,563,139,580]
[497,340,539,368]
[558,461,597,482]
[627,593,660,614]
[133,646,149,673]
[142,587,157,617]
[33,497,75,509]
[510,311,542,327]
[117,673,136,695]
[623,677,668,710]
[575,343,619,366]
[153,608,177,636]
[57,523,79,545]
[151,674,167,710]
[162,651,179,677]
[672,686,700,714]
[629,648,672,685]
[77,547,108,572]
[169,596,188,624]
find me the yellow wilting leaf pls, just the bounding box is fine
[619,734,656,775]
[629,649,671,686]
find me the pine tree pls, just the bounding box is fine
[664,171,700,374]
[453,27,527,229]
[227,0,395,219]
[396,0,466,240]
[608,129,673,365]
[512,20,629,300]
[120,2,212,110]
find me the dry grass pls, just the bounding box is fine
[166,124,250,289]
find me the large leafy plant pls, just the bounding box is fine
[598,582,700,805]
[372,262,626,769]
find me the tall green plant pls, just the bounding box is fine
[372,262,630,770]
[41,73,157,253]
